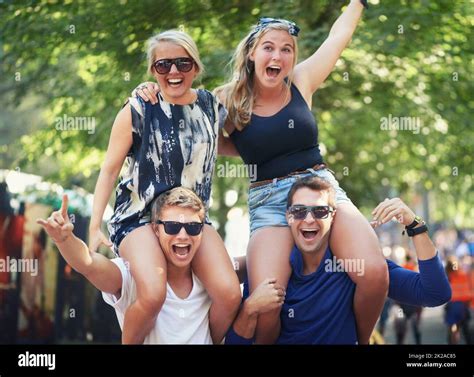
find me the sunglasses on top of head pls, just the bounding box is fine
[287,205,334,220]
[153,57,195,74]
[155,220,204,236]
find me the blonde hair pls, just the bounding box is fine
[151,187,205,222]
[146,30,204,79]
[215,22,298,131]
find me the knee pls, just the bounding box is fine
[224,284,242,311]
[211,280,242,311]
[227,288,242,311]
[137,286,166,316]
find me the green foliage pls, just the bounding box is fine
[1,0,472,232]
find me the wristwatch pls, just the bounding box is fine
[403,215,428,237]
[406,215,423,229]
[360,0,369,9]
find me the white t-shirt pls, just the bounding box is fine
[102,258,213,344]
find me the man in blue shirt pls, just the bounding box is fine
[226,176,451,344]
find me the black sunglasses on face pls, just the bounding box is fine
[155,220,204,236]
[153,57,195,74]
[287,205,334,220]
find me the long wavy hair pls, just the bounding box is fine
[215,22,298,131]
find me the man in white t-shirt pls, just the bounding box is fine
[37,187,212,344]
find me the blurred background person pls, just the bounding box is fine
[444,256,472,344]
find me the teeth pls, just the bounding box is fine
[269,65,281,69]
[168,79,182,83]
[301,229,318,239]
[173,244,190,256]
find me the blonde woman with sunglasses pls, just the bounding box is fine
[89,30,241,344]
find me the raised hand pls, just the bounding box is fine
[36,194,74,244]
[371,197,416,228]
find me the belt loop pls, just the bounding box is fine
[272,178,278,186]
[306,168,316,175]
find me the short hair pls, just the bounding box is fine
[146,30,204,78]
[151,187,205,222]
[287,177,337,209]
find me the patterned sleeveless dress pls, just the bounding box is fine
[107,89,225,255]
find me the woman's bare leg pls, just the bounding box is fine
[119,225,167,344]
[191,224,241,344]
[247,226,293,344]
[330,202,389,344]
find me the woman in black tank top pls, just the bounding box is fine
[216,2,388,345]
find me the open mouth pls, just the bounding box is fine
[300,228,319,241]
[266,65,281,78]
[172,243,191,258]
[167,78,184,87]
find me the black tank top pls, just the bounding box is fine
[230,83,324,182]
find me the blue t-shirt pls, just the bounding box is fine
[225,245,451,345]
[278,246,357,344]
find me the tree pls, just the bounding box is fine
[1,0,472,233]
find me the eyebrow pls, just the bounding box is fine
[261,40,294,49]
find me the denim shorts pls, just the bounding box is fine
[247,168,352,235]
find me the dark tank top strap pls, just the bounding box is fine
[289,82,310,110]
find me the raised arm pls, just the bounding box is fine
[294,0,366,100]
[372,198,452,306]
[37,195,122,295]
[386,258,451,307]
[89,104,133,253]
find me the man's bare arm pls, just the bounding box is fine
[37,194,122,295]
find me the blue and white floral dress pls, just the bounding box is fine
[107,90,225,255]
